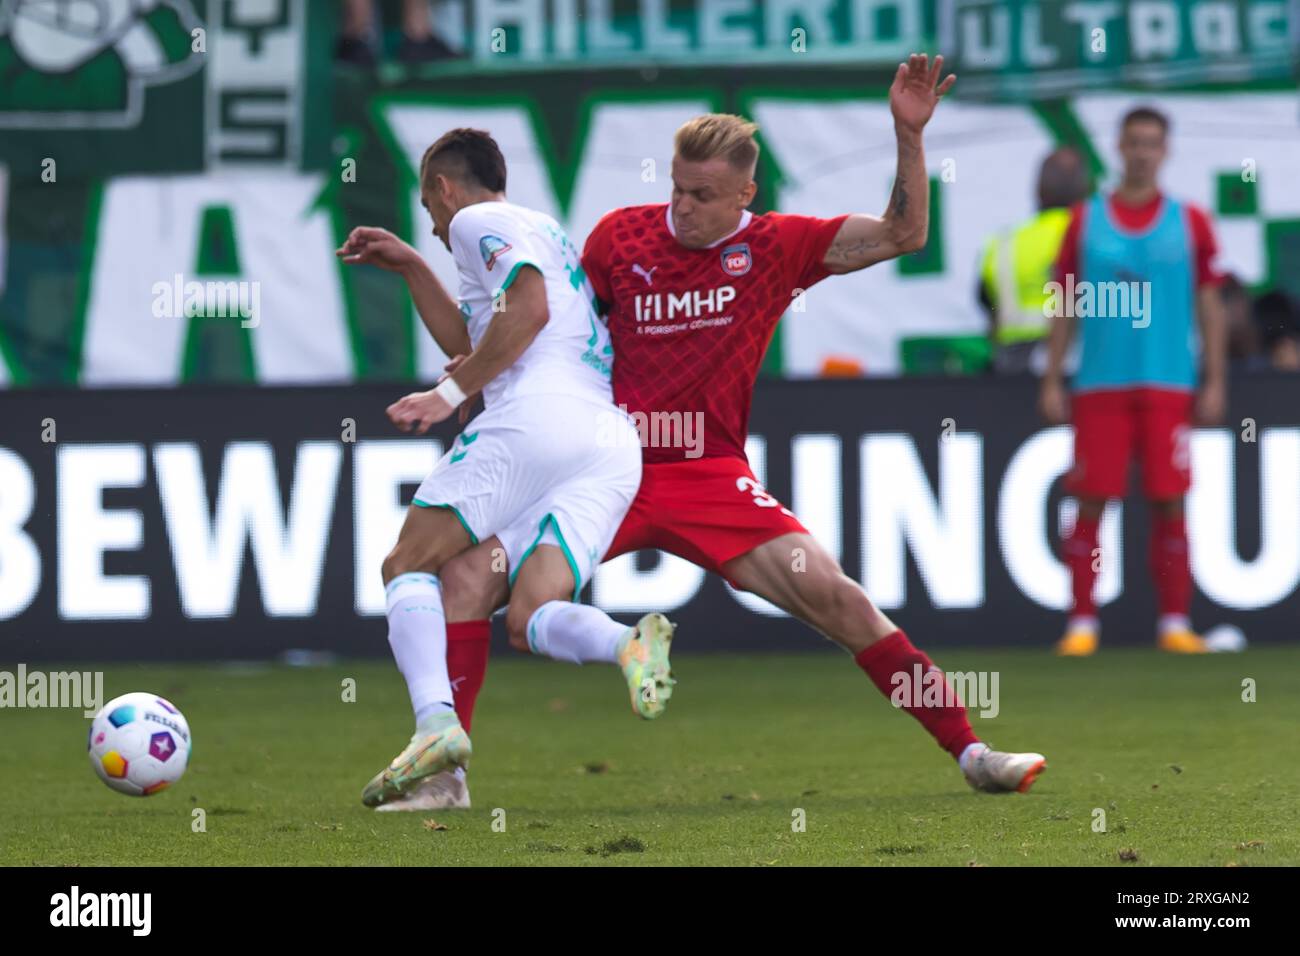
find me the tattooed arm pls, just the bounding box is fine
[822,54,955,275]
[822,131,927,273]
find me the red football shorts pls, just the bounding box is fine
[605,456,808,585]
[1067,387,1194,500]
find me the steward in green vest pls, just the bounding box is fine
[978,147,1090,374]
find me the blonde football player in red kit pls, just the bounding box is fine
[392,55,1045,810]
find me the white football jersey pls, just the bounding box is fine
[448,200,613,410]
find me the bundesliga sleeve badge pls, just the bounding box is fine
[720,243,752,277]
[479,235,513,271]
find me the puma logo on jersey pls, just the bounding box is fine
[631,263,657,285]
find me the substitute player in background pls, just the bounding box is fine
[337,129,675,809]
[1040,106,1228,656]
[413,56,1046,807]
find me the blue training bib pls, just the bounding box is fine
[1073,193,1198,392]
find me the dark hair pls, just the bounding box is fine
[1253,291,1300,350]
[420,128,507,193]
[1120,106,1170,135]
[1037,146,1090,210]
[1219,273,1248,303]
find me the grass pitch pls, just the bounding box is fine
[3,647,1296,866]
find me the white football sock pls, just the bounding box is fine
[385,572,454,726]
[1158,614,1191,635]
[1066,615,1099,634]
[958,742,989,773]
[525,600,629,664]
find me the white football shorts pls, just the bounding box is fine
[412,392,641,599]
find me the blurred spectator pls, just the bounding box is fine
[978,147,1091,375]
[338,0,458,66]
[1254,290,1300,371]
[1220,274,1267,372]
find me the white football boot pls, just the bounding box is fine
[374,768,471,811]
[962,745,1047,793]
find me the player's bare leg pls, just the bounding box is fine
[1058,496,1106,656]
[722,532,1046,794]
[507,546,676,720]
[362,505,474,808]
[441,536,512,620]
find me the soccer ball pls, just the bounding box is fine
[88,692,191,796]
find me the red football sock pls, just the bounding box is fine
[854,630,980,760]
[1150,512,1191,618]
[1063,513,1101,620]
[446,620,490,733]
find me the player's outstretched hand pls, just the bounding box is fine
[387,389,455,434]
[337,226,420,273]
[889,53,956,132]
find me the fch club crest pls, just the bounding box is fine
[721,243,752,277]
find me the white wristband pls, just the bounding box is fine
[434,375,468,408]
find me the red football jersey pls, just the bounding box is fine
[582,203,847,463]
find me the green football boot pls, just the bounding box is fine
[617,613,677,720]
[362,711,471,808]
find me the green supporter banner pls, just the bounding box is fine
[941,0,1299,100]
[2,2,1299,391]
[0,0,336,177]
[0,59,912,388]
[6,78,1298,391]
[405,0,932,69]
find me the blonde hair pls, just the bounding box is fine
[674,114,760,173]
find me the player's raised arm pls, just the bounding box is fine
[437,265,549,401]
[822,54,955,275]
[337,226,472,359]
[387,265,550,434]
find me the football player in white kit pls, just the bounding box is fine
[338,129,675,809]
